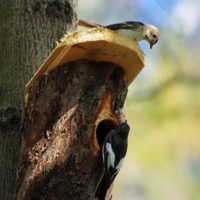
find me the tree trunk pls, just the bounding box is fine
[16,61,128,200]
[0,1,77,199]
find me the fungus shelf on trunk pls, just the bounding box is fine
[17,28,145,200]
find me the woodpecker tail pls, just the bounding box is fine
[94,175,107,200]
[76,19,102,28]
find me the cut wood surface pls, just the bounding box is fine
[25,27,145,102]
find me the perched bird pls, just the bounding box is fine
[76,19,159,49]
[94,121,130,200]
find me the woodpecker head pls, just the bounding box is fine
[116,121,130,138]
[145,24,159,49]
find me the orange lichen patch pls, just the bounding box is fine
[25,27,145,102]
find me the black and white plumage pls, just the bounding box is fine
[76,19,159,49]
[94,121,130,200]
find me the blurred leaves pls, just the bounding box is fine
[113,80,200,200]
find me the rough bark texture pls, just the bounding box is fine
[0,1,77,200]
[16,61,128,200]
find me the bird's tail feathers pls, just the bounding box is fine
[76,19,101,28]
[94,175,107,200]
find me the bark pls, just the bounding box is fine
[16,61,128,200]
[0,1,77,200]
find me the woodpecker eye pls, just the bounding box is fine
[153,34,157,38]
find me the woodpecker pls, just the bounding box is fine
[94,121,130,200]
[76,19,159,49]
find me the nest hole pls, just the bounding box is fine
[96,120,117,147]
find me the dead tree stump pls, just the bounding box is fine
[16,27,145,200]
[16,60,128,200]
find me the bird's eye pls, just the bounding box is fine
[153,34,157,38]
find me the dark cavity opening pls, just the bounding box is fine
[96,120,117,148]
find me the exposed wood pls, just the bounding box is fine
[25,27,145,101]
[16,61,128,200]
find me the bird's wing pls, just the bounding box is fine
[76,19,102,28]
[105,155,126,189]
[105,21,144,30]
[102,130,114,163]
[94,131,115,200]
[93,170,105,199]
[103,131,123,189]
[115,157,125,174]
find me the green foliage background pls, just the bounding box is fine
[114,81,200,200]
